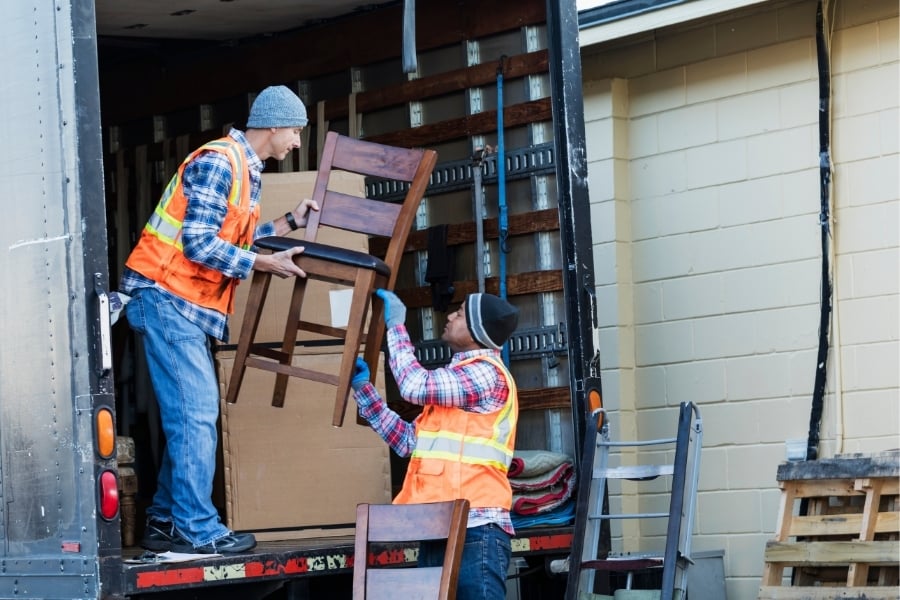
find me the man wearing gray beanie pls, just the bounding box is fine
[120,85,318,555]
[351,289,520,600]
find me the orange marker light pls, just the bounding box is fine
[588,388,604,430]
[96,408,115,459]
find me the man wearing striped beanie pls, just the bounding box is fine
[351,289,519,600]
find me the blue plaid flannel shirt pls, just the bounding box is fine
[120,128,276,342]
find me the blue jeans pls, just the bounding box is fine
[126,288,230,546]
[419,523,511,600]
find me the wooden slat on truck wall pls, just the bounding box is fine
[366,98,553,148]
[392,386,571,417]
[398,271,564,309]
[370,208,560,256]
[323,50,550,121]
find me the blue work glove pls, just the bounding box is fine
[375,288,407,328]
[351,357,371,392]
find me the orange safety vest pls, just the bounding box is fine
[125,137,258,314]
[393,356,518,510]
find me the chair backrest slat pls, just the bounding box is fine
[331,134,424,182]
[311,190,402,239]
[366,501,458,542]
[365,568,444,600]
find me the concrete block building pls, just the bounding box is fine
[577,0,899,596]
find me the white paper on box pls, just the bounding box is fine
[329,289,353,328]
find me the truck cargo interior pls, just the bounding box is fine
[93,0,593,598]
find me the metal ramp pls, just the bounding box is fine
[560,402,703,600]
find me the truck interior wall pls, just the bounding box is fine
[99,0,547,125]
[100,0,579,532]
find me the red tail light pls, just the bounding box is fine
[99,470,119,520]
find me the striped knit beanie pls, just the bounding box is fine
[465,293,519,350]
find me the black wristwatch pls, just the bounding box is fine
[284,211,299,231]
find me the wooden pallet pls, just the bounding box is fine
[758,451,900,600]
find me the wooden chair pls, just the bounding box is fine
[225,131,437,426]
[353,499,470,600]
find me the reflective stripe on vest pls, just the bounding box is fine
[409,356,517,470]
[413,382,516,472]
[143,139,247,250]
[414,431,513,469]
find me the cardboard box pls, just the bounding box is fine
[226,171,371,350]
[217,351,392,537]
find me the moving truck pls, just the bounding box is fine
[1,0,597,597]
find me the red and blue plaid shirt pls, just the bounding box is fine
[355,324,516,535]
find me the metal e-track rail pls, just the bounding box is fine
[366,142,556,201]
[414,323,567,368]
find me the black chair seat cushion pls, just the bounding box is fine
[255,236,390,277]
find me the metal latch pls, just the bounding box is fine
[94,274,130,378]
[96,277,113,378]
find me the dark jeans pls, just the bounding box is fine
[419,523,512,600]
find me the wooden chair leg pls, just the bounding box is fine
[332,270,375,427]
[353,284,383,429]
[226,270,272,404]
[364,283,387,377]
[272,275,308,408]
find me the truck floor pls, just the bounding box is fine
[118,526,573,598]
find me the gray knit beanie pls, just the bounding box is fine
[465,293,519,350]
[247,85,308,129]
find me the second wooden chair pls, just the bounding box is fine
[353,499,470,600]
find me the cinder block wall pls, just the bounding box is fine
[580,0,899,596]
